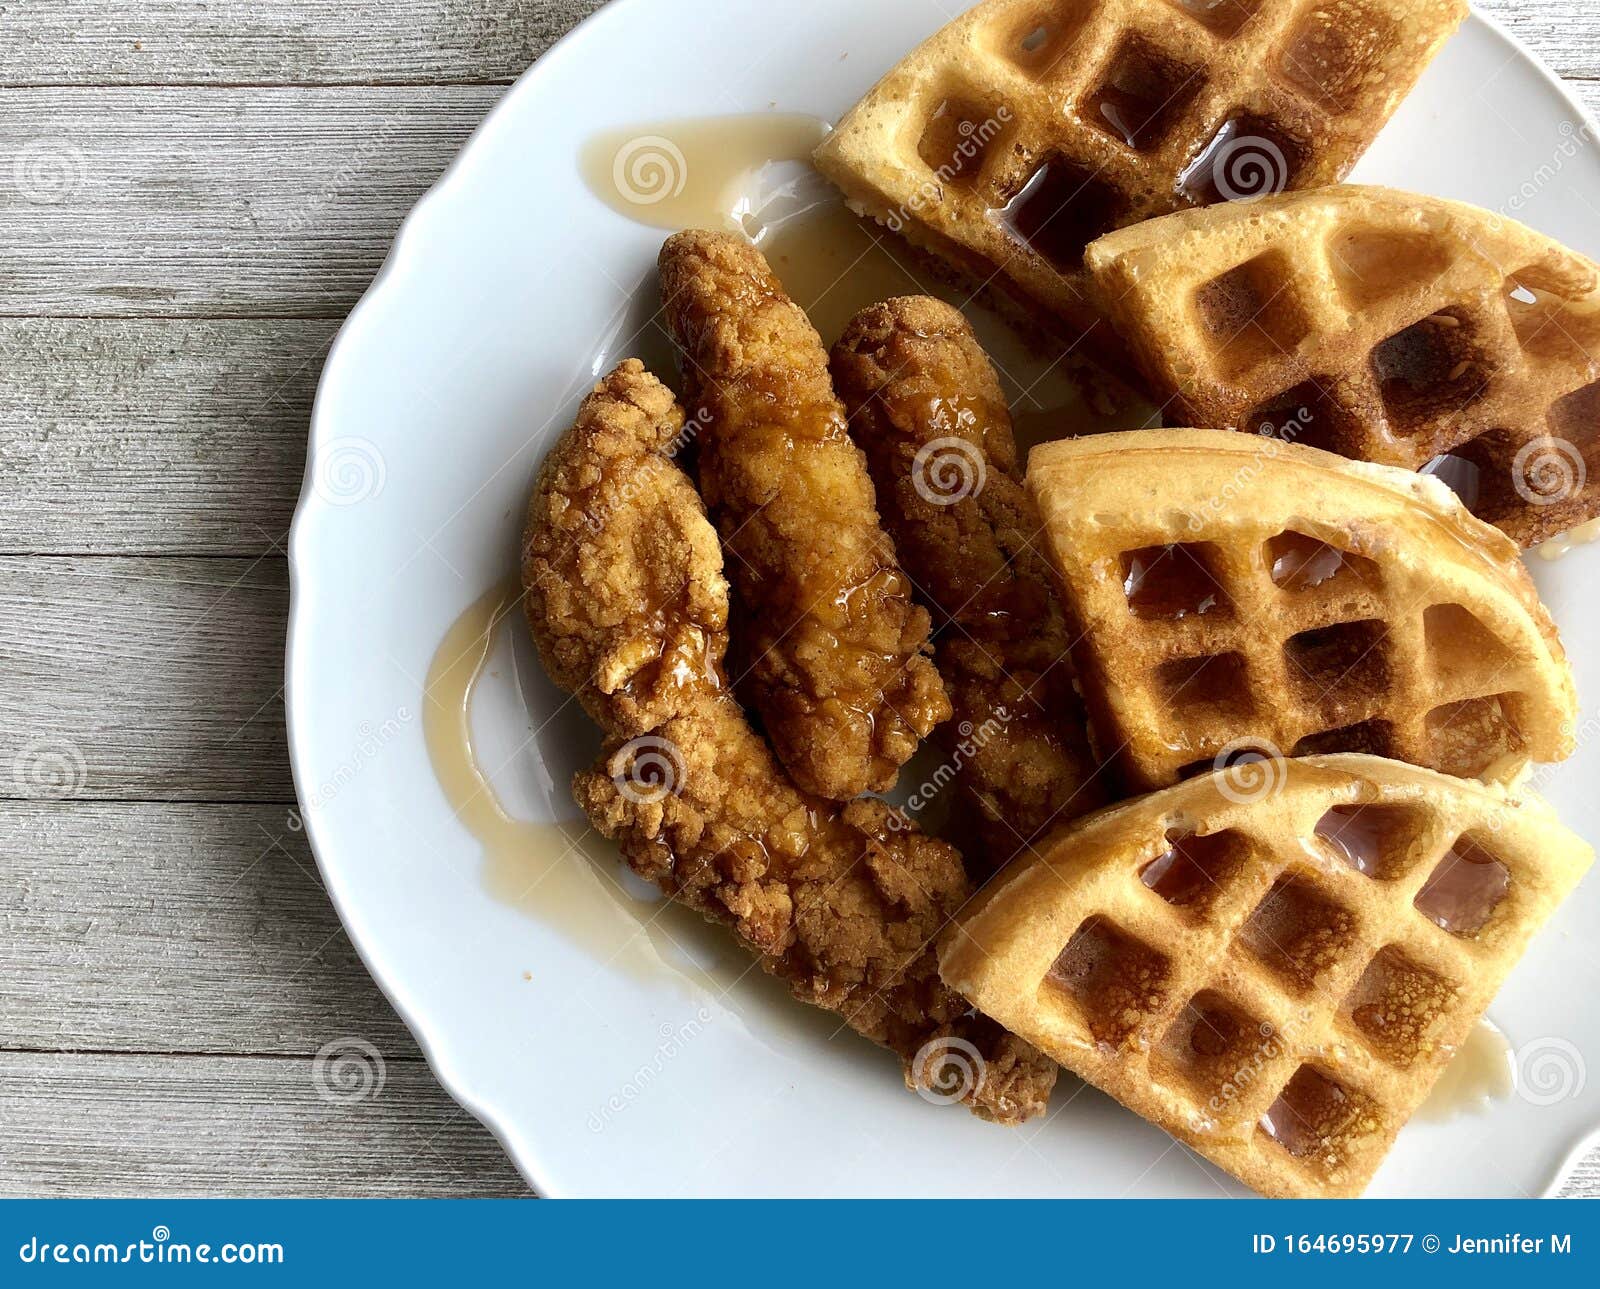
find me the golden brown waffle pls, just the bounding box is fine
[1028,429,1576,793]
[940,754,1595,1197]
[1086,186,1600,548]
[814,0,1464,358]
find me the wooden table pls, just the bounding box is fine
[0,0,1595,1199]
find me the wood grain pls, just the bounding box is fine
[0,558,291,801]
[1,0,1595,1201]
[0,1052,529,1197]
[0,1,589,1200]
[1561,1151,1600,1199]
[0,3,1588,87]
[0,1,607,88]
[1,79,1596,322]
[0,802,411,1053]
[0,319,329,556]
[0,87,501,318]
[2,80,1594,547]
[1479,0,1600,81]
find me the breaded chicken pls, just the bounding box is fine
[522,360,1055,1124]
[657,231,949,802]
[831,299,1103,879]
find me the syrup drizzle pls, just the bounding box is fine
[1535,517,1600,563]
[427,112,1144,1003]
[1270,534,1347,591]
[423,580,729,993]
[580,113,1152,453]
[1313,804,1415,880]
[1415,838,1511,938]
[436,112,1540,1140]
[581,114,830,233]
[1416,1019,1515,1122]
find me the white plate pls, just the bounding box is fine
[289,0,1600,1198]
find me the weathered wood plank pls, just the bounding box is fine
[0,1052,529,1197]
[0,557,291,800]
[0,3,1587,88]
[3,72,1598,321]
[0,1,606,87]
[1479,0,1600,81]
[0,801,417,1054]
[0,1050,1588,1198]
[1560,1151,1600,1199]
[0,319,327,556]
[4,83,1599,549]
[0,87,501,318]
[0,0,1592,1203]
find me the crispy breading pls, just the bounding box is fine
[657,231,950,802]
[523,362,726,739]
[522,359,1055,1124]
[831,298,1103,878]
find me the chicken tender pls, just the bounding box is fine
[523,359,1055,1124]
[831,298,1103,879]
[658,231,949,802]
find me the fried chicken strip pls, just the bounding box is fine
[523,359,1055,1124]
[831,298,1103,880]
[657,231,949,802]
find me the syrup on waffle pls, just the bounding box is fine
[1086,185,1600,547]
[939,754,1594,1197]
[1027,429,1576,793]
[813,0,1465,361]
